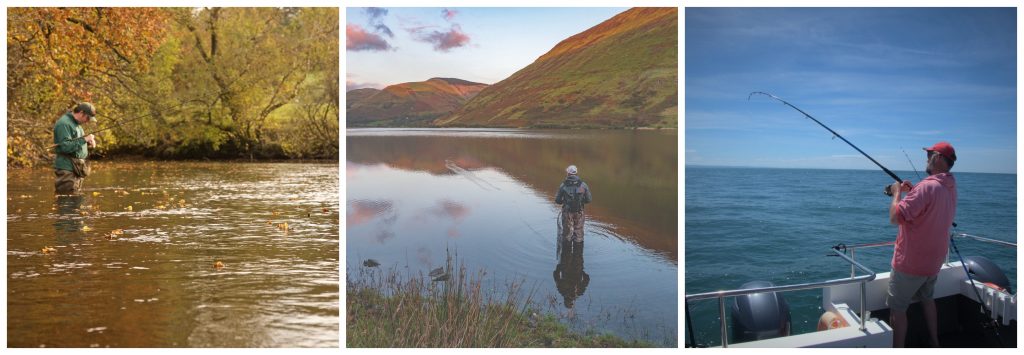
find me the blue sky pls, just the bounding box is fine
[685,8,1016,174]
[346,7,627,90]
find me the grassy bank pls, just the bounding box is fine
[346,264,649,348]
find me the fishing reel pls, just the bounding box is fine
[884,184,894,196]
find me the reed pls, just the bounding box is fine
[347,254,647,348]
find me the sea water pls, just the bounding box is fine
[684,166,1016,346]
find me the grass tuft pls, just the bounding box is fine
[347,255,649,348]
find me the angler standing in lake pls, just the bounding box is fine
[555,165,592,243]
[887,141,958,348]
[52,102,97,194]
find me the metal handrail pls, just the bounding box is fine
[954,233,1016,248]
[840,233,1016,277]
[685,248,876,347]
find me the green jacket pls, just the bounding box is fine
[53,112,87,172]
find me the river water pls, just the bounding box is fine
[7,161,339,347]
[346,128,678,346]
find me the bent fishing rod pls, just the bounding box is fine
[749,92,904,196]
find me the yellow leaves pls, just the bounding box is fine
[92,191,101,197]
[277,222,289,232]
[214,261,224,269]
[125,205,133,211]
[82,225,92,232]
[41,246,57,254]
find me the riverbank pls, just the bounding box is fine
[346,265,650,348]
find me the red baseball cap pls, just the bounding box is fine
[924,141,956,161]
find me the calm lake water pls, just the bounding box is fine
[685,166,1016,346]
[346,128,678,346]
[7,161,339,347]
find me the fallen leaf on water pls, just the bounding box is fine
[79,211,88,216]
[322,207,329,213]
[272,211,281,216]
[82,226,92,232]
[363,259,380,267]
[92,192,101,196]
[277,222,289,231]
[125,206,133,211]
[112,229,124,235]
[214,261,224,269]
[41,246,56,254]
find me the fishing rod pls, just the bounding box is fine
[748,92,904,195]
[948,226,1005,346]
[902,148,923,180]
[49,102,189,149]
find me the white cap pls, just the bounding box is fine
[566,165,577,175]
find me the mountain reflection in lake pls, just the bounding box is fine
[346,128,677,346]
[7,162,339,347]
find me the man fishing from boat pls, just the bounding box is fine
[555,165,592,243]
[886,141,957,348]
[53,102,98,195]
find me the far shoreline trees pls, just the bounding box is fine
[7,7,339,167]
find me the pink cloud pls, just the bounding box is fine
[419,25,471,52]
[346,24,392,52]
[441,8,458,21]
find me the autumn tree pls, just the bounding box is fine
[7,7,170,166]
[8,7,339,164]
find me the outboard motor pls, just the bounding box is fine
[731,280,791,343]
[964,256,1013,293]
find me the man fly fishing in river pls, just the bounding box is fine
[886,141,958,348]
[555,165,592,243]
[53,102,98,195]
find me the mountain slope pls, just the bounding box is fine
[435,7,677,128]
[347,78,488,127]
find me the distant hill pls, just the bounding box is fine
[435,7,677,128]
[347,78,488,127]
[346,88,380,110]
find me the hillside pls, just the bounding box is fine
[347,78,488,127]
[434,7,677,128]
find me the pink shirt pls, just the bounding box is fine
[892,173,957,276]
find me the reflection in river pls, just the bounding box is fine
[346,128,677,346]
[7,162,339,347]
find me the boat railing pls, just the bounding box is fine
[685,248,876,348]
[840,233,1017,278]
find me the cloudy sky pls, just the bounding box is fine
[685,8,1016,174]
[346,7,627,91]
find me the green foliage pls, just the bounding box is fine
[7,7,339,165]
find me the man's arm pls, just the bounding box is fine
[583,182,592,203]
[54,122,82,154]
[889,181,913,225]
[555,185,565,204]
